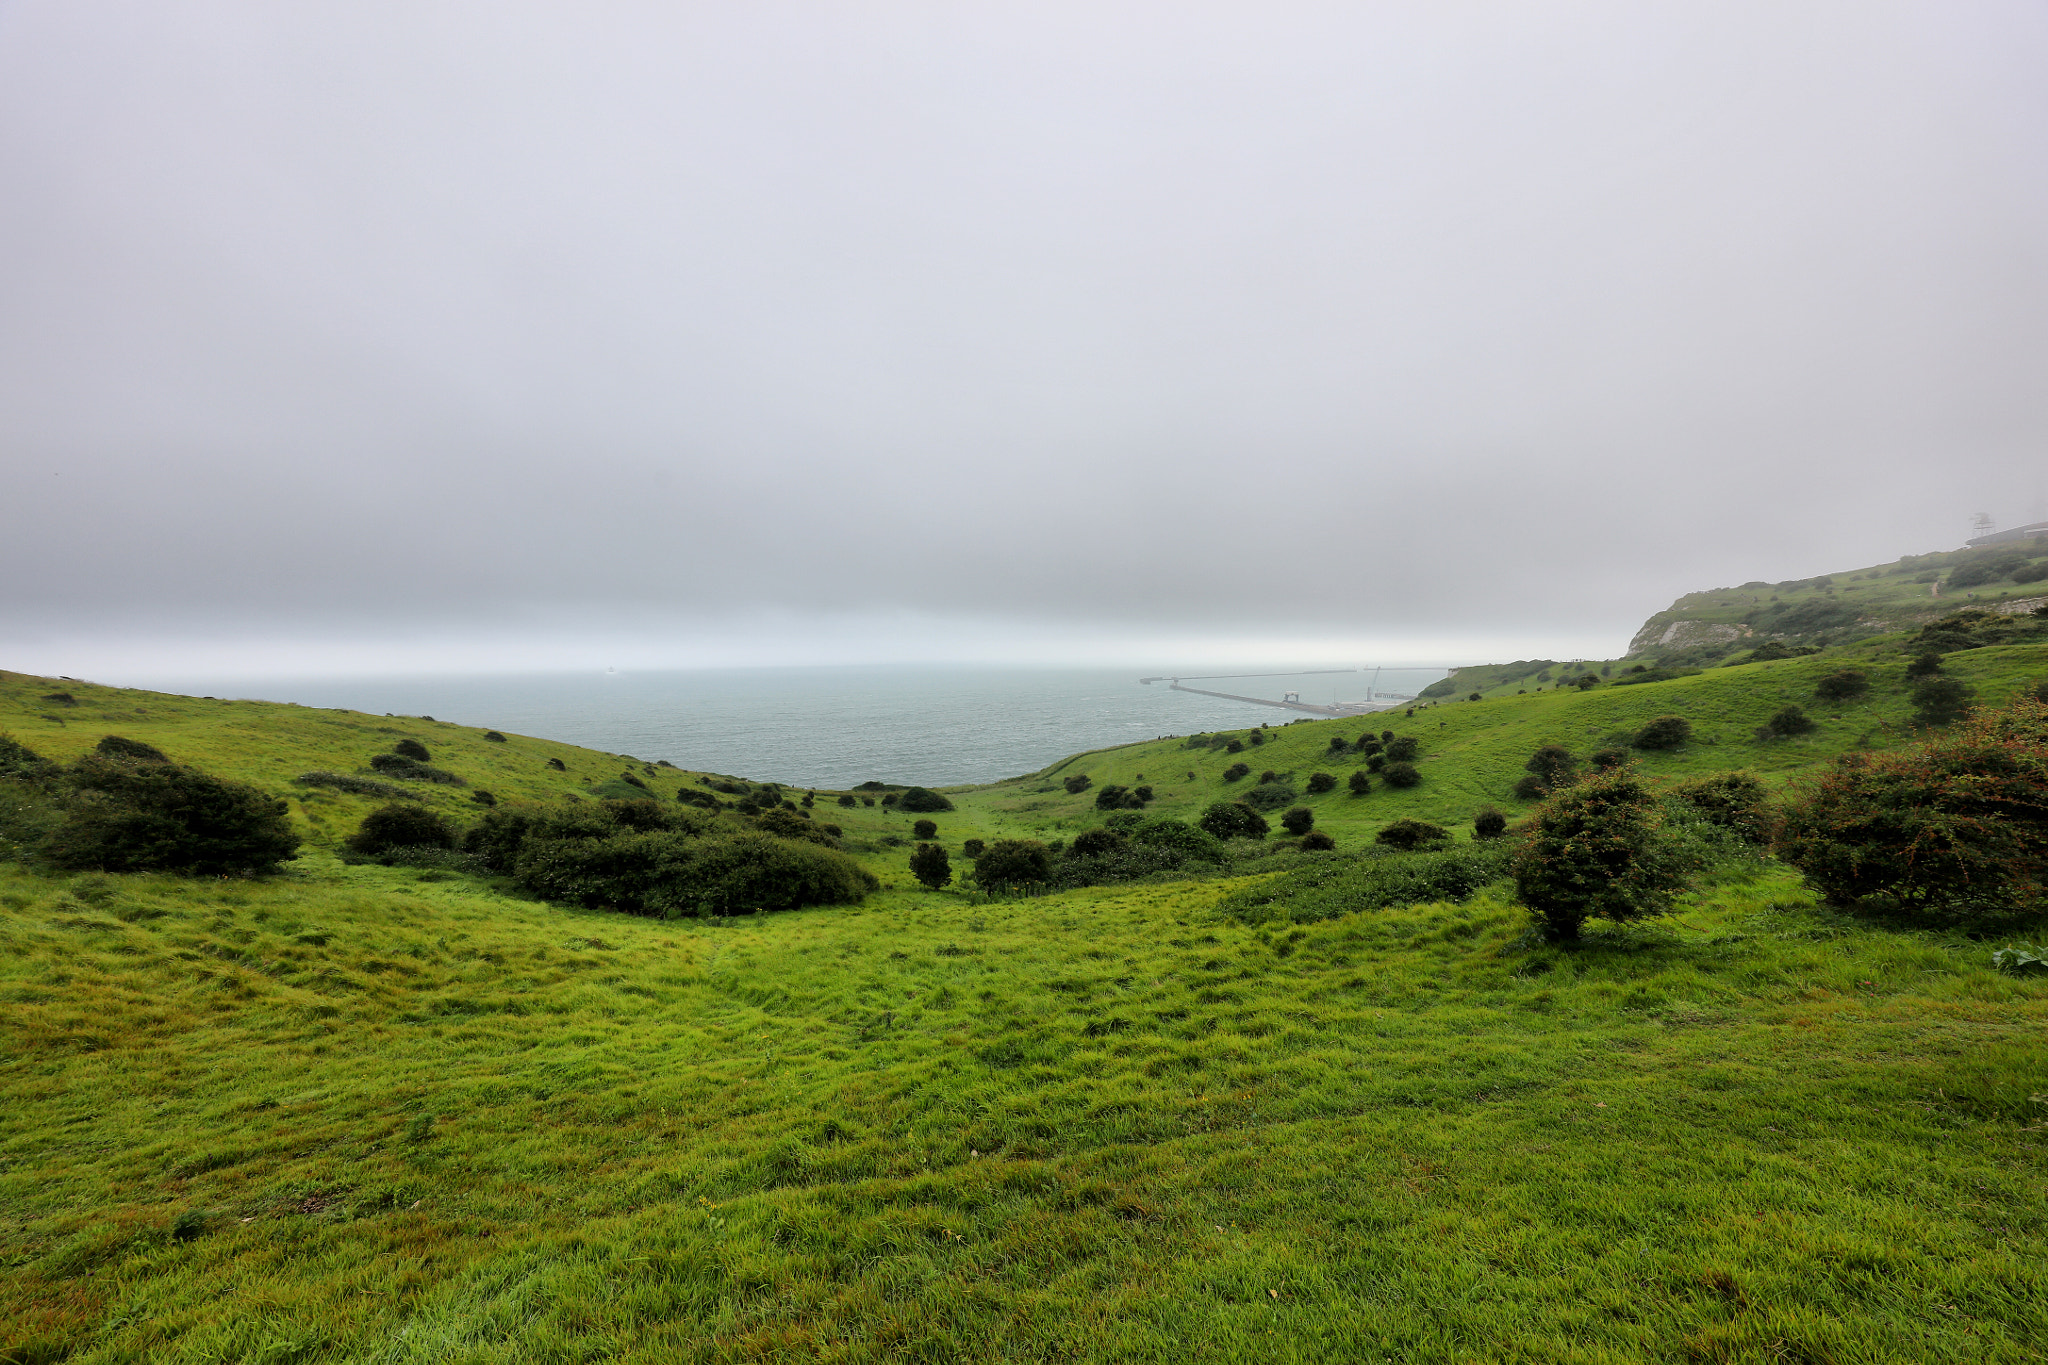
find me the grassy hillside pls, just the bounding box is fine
[4,648,2048,1362]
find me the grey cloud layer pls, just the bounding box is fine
[3,1,2045,670]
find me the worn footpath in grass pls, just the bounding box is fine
[3,848,2044,1363]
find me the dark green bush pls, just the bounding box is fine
[1814,670,1870,702]
[514,829,872,917]
[909,843,952,891]
[346,803,456,855]
[837,793,857,807]
[1222,763,1251,782]
[95,735,168,764]
[484,731,508,742]
[1756,705,1818,740]
[1103,810,1146,832]
[1094,785,1132,810]
[1633,716,1693,750]
[677,787,721,810]
[974,839,1054,887]
[1225,741,1244,754]
[1063,775,1092,794]
[1905,652,1945,679]
[1375,818,1448,851]
[1383,736,1420,762]
[1347,770,1370,796]
[1243,781,1297,811]
[1067,826,1128,858]
[393,739,432,763]
[1328,735,1348,751]
[0,735,55,781]
[1524,745,1577,793]
[547,758,567,771]
[1299,830,1336,851]
[1305,772,1336,794]
[44,756,299,875]
[294,771,413,799]
[1279,806,1314,836]
[1590,748,1628,771]
[1912,676,1975,728]
[1198,802,1269,841]
[912,818,938,840]
[1512,775,1548,801]
[369,753,466,785]
[470,789,498,806]
[1511,768,1693,941]
[1221,840,1511,923]
[962,838,986,858]
[1382,762,1422,789]
[1474,808,1508,839]
[897,787,952,813]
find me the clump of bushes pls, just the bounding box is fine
[294,771,414,799]
[392,739,432,762]
[972,839,1055,889]
[1220,840,1512,923]
[95,735,168,764]
[1756,705,1817,740]
[912,819,938,839]
[1062,774,1092,794]
[1305,772,1336,794]
[1814,669,1869,702]
[897,787,952,813]
[962,838,986,858]
[1774,696,2047,919]
[42,754,300,876]
[1279,807,1314,836]
[1668,771,1771,844]
[1381,762,1422,789]
[1222,763,1251,782]
[1516,745,1577,800]
[1094,784,1147,811]
[1299,830,1336,851]
[1911,676,1974,728]
[370,753,466,785]
[484,730,508,742]
[1243,781,1297,811]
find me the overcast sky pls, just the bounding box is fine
[4,1,2045,680]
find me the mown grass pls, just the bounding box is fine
[3,847,2044,1363]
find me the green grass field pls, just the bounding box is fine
[3,646,2047,1363]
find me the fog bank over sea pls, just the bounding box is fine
[123,665,1450,789]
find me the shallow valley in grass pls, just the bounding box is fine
[3,632,2047,1363]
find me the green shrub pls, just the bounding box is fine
[1756,705,1818,740]
[392,739,432,763]
[44,756,299,875]
[1667,771,1771,844]
[0,734,55,781]
[1327,735,1349,752]
[1382,762,1422,789]
[896,787,951,813]
[514,830,872,917]
[1590,748,1628,771]
[1814,669,1870,702]
[1524,745,1577,793]
[974,839,1054,888]
[470,789,498,806]
[1198,801,1269,841]
[1510,768,1693,942]
[1299,830,1336,851]
[1905,652,1944,680]
[1383,736,1419,762]
[1129,817,1225,863]
[1280,807,1314,836]
[1062,775,1092,794]
[1305,772,1336,794]
[1774,696,2047,917]
[837,793,857,807]
[369,753,466,785]
[962,838,986,858]
[294,771,413,799]
[754,808,839,846]
[1067,826,1128,858]
[1225,740,1244,754]
[1221,840,1511,923]
[95,735,168,764]
[912,818,938,840]
[1347,770,1370,796]
[1633,715,1693,750]
[677,787,721,810]
[1243,781,1297,811]
[1094,785,1132,810]
[346,803,456,855]
[1222,763,1251,782]
[1103,810,1145,832]
[1474,808,1507,840]
[1375,818,1448,851]
[909,843,952,891]
[484,731,508,742]
[547,758,567,771]
[1911,676,1975,728]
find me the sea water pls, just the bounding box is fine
[133,665,1448,789]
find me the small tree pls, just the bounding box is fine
[1814,669,1870,702]
[909,842,952,891]
[1305,771,1337,794]
[1382,761,1422,788]
[962,838,986,858]
[1756,705,1817,740]
[1633,715,1693,751]
[912,818,938,839]
[1375,818,1448,850]
[974,839,1052,887]
[1511,768,1691,941]
[1347,770,1371,796]
[1280,806,1314,836]
[1384,736,1420,762]
[1473,808,1508,839]
[1911,676,1975,728]
[1094,785,1131,810]
[393,738,432,762]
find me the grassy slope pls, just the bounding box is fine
[3,656,2048,1362]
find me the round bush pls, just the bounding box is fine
[1129,818,1226,862]
[1382,762,1422,789]
[1299,830,1336,851]
[1305,771,1336,794]
[1222,763,1251,782]
[974,839,1054,887]
[392,739,432,763]
[1590,748,1629,771]
[1063,775,1092,794]
[909,842,952,891]
[1633,716,1693,750]
[94,735,168,764]
[912,818,938,839]
[44,756,300,875]
[1512,768,1693,941]
[1243,781,1298,811]
[1198,801,1269,841]
[962,838,986,858]
[1756,705,1817,740]
[1067,826,1129,858]
[1347,770,1371,796]
[1912,677,1975,728]
[1383,736,1420,762]
[1473,808,1508,839]
[1279,806,1314,836]
[1374,818,1448,851]
[1814,669,1870,702]
[347,803,456,855]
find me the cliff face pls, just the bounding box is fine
[1626,538,2048,660]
